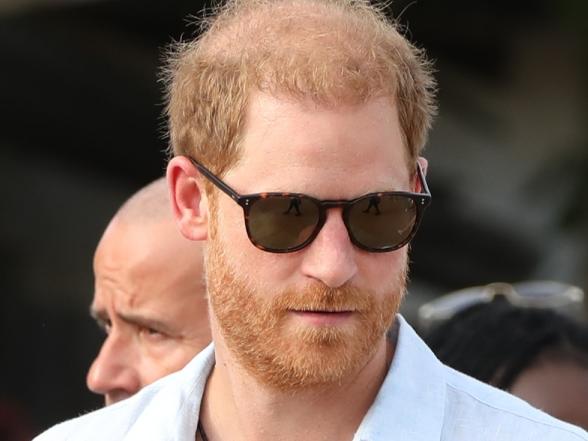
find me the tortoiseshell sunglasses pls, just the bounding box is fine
[188,157,431,253]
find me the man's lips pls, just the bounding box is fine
[289,309,355,325]
[290,308,354,313]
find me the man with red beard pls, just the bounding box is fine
[35,0,588,440]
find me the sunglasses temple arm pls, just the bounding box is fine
[417,163,431,197]
[187,156,242,203]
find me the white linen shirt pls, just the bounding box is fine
[35,316,588,441]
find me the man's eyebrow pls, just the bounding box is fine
[116,311,176,335]
[89,306,108,323]
[89,306,110,333]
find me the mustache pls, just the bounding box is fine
[269,283,375,313]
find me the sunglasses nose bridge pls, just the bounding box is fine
[313,205,354,245]
[315,201,356,244]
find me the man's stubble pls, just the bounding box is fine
[204,203,408,391]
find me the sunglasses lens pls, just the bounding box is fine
[347,195,417,250]
[247,196,320,250]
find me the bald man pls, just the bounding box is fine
[86,178,211,405]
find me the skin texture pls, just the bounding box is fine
[169,93,427,441]
[510,358,588,430]
[86,216,211,406]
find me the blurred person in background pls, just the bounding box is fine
[422,282,588,429]
[87,177,211,405]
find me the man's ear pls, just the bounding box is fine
[415,156,429,192]
[166,156,209,241]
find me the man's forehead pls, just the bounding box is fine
[225,92,410,194]
[94,252,206,315]
[238,92,403,149]
[94,219,153,268]
[98,218,200,276]
[91,266,154,319]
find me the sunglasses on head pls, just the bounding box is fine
[418,281,586,333]
[188,156,431,253]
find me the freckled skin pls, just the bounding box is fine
[86,217,210,406]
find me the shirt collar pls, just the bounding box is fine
[125,315,446,441]
[354,315,446,441]
[125,344,215,441]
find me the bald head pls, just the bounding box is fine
[87,177,211,406]
[115,177,171,224]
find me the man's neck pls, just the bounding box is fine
[199,333,395,441]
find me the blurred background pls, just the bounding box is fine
[1,0,587,437]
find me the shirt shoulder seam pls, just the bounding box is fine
[445,381,587,440]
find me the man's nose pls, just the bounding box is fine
[300,209,358,288]
[86,331,141,406]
